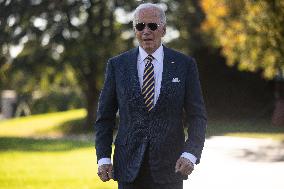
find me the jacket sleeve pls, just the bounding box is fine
[183,57,207,164]
[94,59,118,161]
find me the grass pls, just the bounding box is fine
[0,137,117,189]
[0,110,117,189]
[0,109,86,137]
[0,109,284,189]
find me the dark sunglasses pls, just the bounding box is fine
[135,22,160,31]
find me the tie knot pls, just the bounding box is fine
[145,55,154,63]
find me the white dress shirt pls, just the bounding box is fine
[98,45,197,166]
[137,45,163,105]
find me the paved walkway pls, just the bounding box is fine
[184,136,284,189]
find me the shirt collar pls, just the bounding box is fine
[138,45,164,64]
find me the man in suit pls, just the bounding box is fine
[95,3,207,189]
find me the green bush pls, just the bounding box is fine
[31,91,84,114]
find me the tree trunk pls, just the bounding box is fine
[272,80,284,126]
[84,88,99,131]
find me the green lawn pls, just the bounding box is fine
[0,137,117,189]
[0,109,284,189]
[0,110,117,189]
[0,109,86,137]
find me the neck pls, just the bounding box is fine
[141,45,162,55]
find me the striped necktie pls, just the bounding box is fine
[142,55,155,111]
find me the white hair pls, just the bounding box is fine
[133,3,167,27]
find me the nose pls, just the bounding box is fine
[141,24,152,33]
[142,26,151,34]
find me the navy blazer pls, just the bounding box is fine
[95,46,207,184]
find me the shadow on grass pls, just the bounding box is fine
[53,116,118,135]
[58,118,93,134]
[34,118,94,136]
[0,137,93,152]
[206,118,284,138]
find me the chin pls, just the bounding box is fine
[142,45,155,53]
[144,48,154,54]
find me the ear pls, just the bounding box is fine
[133,26,138,35]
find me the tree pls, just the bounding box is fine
[48,0,137,129]
[0,0,82,114]
[201,0,284,79]
[201,0,284,125]
[165,0,206,54]
[0,0,137,128]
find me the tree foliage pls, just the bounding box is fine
[1,0,216,127]
[201,0,284,79]
[0,1,77,94]
[165,0,205,54]
[0,0,137,127]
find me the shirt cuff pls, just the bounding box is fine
[181,152,197,164]
[98,158,112,167]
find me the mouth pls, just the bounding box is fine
[143,39,153,42]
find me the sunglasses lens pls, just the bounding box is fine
[135,23,159,31]
[148,23,158,31]
[135,23,145,31]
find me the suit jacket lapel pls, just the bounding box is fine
[153,46,178,112]
[126,47,147,110]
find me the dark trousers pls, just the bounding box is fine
[118,146,183,189]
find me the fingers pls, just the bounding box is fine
[182,163,194,175]
[98,167,109,182]
[175,158,182,173]
[98,164,113,182]
[98,171,109,182]
[107,165,113,179]
[175,157,194,176]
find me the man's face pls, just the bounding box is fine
[134,8,166,54]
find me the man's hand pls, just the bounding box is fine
[175,157,194,176]
[97,164,113,182]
